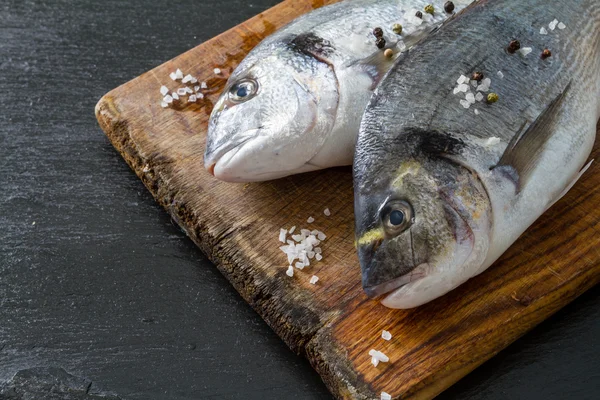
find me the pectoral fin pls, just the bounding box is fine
[493,81,572,191]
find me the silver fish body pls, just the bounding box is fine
[205,0,473,182]
[355,0,600,308]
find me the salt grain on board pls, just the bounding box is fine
[160,101,168,108]
[177,88,187,96]
[460,99,471,109]
[307,216,315,223]
[201,81,208,89]
[175,68,184,80]
[382,330,392,340]
[558,22,566,30]
[381,392,392,400]
[474,109,480,115]
[163,94,173,104]
[160,85,169,96]
[368,349,390,363]
[324,208,331,216]
[475,92,484,102]
[497,71,504,79]
[540,27,548,35]
[214,68,222,75]
[289,226,296,234]
[169,72,178,81]
[549,19,559,30]
[286,266,294,277]
[188,94,197,102]
[182,74,193,83]
[279,228,287,243]
[371,357,380,367]
[171,92,179,100]
[310,275,319,284]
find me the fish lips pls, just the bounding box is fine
[358,237,425,298]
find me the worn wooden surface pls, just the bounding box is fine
[95,0,600,398]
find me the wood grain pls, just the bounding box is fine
[95,0,600,398]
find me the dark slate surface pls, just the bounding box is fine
[0,1,598,399]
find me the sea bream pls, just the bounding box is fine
[204,0,473,182]
[354,0,600,308]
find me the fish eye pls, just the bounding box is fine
[381,200,413,236]
[229,79,258,102]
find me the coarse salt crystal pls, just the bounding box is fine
[286,266,294,277]
[486,137,501,146]
[474,109,480,115]
[314,247,322,254]
[558,22,566,30]
[184,87,193,94]
[279,228,287,243]
[540,27,548,35]
[310,275,319,284]
[470,80,478,88]
[169,72,178,81]
[171,92,179,100]
[288,226,296,234]
[160,101,168,108]
[458,83,469,93]
[466,92,476,104]
[549,19,559,30]
[497,70,504,79]
[315,253,323,261]
[295,262,305,270]
[382,330,392,341]
[163,94,173,104]
[371,357,380,367]
[324,208,331,216]
[182,74,193,83]
[317,232,326,241]
[214,68,222,75]
[307,251,315,259]
[381,392,392,400]
[453,87,461,95]
[475,92,484,102]
[519,47,533,56]
[188,94,197,102]
[307,216,315,223]
[194,85,200,92]
[190,77,198,84]
[460,99,471,109]
[160,85,169,95]
[368,349,389,363]
[177,88,187,96]
[457,75,468,85]
[175,69,184,80]
[292,234,303,242]
[197,93,204,99]
[201,81,208,89]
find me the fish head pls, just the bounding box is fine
[205,48,339,182]
[354,130,492,308]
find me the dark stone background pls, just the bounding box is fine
[0,0,598,399]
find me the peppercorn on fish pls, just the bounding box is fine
[204,0,473,182]
[354,0,600,308]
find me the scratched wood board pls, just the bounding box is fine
[94,0,600,398]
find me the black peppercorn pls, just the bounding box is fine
[373,27,384,38]
[444,1,455,13]
[375,37,386,49]
[507,40,521,54]
[415,11,423,18]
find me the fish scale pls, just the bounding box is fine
[355,0,600,308]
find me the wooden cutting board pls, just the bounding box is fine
[95,0,600,398]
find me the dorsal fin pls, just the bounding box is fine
[494,81,572,191]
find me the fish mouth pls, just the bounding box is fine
[363,264,429,298]
[204,135,254,176]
